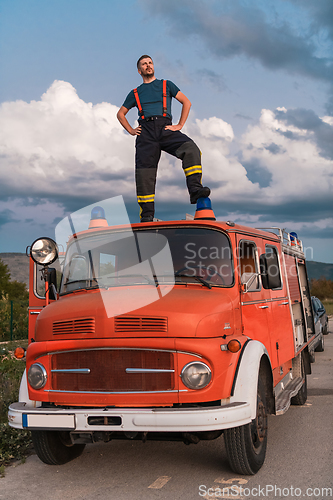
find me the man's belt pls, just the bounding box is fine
[139,116,170,123]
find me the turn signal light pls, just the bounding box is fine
[14,347,26,359]
[227,339,242,353]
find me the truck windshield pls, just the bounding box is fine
[60,226,233,294]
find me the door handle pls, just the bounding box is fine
[279,302,289,305]
[259,305,269,309]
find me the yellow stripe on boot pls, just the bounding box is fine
[184,165,202,177]
[137,194,155,203]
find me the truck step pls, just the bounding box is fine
[275,376,303,415]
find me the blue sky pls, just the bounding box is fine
[0,0,332,262]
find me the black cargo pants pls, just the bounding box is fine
[135,116,203,220]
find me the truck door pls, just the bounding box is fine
[262,244,295,367]
[237,238,273,361]
[28,259,46,342]
[28,258,62,342]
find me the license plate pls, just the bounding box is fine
[22,413,75,429]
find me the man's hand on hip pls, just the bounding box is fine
[131,126,142,136]
[165,124,183,132]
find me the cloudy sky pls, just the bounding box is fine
[0,0,332,263]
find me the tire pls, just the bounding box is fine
[309,349,315,363]
[323,320,328,335]
[291,353,307,405]
[224,378,267,475]
[315,333,324,352]
[31,430,85,465]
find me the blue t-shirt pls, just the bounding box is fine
[122,79,180,120]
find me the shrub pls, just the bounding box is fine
[0,258,28,342]
[310,277,333,301]
[0,341,32,466]
[0,424,32,466]
[0,294,28,341]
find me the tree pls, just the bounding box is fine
[0,259,28,301]
[0,259,28,340]
[310,277,333,301]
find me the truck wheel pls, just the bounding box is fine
[315,333,324,352]
[291,353,307,405]
[224,378,267,475]
[31,430,85,465]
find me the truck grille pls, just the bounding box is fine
[114,316,168,333]
[53,318,95,335]
[51,349,174,392]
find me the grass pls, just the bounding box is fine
[0,340,33,469]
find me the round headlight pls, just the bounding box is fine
[181,361,211,390]
[30,237,58,266]
[28,363,47,389]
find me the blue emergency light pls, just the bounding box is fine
[91,206,106,220]
[194,197,216,220]
[196,197,212,211]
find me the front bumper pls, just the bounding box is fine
[9,401,251,433]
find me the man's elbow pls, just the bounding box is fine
[117,106,127,122]
[183,96,191,108]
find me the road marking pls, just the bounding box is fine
[214,477,248,485]
[148,476,171,489]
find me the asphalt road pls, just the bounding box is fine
[1,320,332,500]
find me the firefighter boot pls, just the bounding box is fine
[190,186,211,204]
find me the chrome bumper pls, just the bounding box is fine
[8,401,251,433]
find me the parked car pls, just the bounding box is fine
[311,296,329,352]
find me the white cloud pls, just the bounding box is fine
[0,80,135,200]
[322,115,333,126]
[240,107,333,202]
[195,116,234,141]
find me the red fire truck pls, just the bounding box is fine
[8,199,316,475]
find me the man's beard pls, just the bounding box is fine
[141,68,155,78]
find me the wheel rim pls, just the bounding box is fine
[251,394,267,454]
[58,431,74,447]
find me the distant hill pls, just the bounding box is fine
[0,253,29,287]
[0,253,332,287]
[306,261,333,282]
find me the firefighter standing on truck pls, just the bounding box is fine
[117,55,210,222]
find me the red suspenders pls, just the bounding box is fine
[133,80,167,120]
[162,79,167,117]
[133,87,144,119]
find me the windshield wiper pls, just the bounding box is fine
[64,279,100,287]
[107,274,157,286]
[175,273,212,289]
[61,279,110,295]
[63,279,101,291]
[65,279,94,285]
